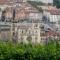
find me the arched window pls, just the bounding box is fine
[34,24,38,28]
[26,36,32,42]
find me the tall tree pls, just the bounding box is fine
[53,0,60,8]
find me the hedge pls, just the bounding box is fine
[0,41,60,60]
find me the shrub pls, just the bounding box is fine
[0,41,59,60]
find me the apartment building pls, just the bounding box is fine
[0,1,43,43]
[0,0,60,44]
[41,7,60,41]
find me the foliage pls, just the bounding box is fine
[28,0,60,8]
[27,1,43,12]
[27,1,43,6]
[0,41,60,60]
[53,0,60,8]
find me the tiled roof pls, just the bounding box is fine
[48,9,60,15]
[47,8,60,15]
[4,2,40,20]
[46,30,60,36]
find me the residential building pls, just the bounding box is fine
[0,0,60,44]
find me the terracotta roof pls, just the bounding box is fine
[4,2,40,20]
[50,10,60,15]
[47,8,60,15]
[46,30,60,36]
[0,0,9,4]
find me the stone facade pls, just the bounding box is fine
[0,0,60,44]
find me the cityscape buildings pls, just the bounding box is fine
[0,0,60,44]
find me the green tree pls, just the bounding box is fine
[53,0,60,8]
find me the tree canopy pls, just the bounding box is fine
[53,0,60,8]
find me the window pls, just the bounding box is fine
[22,30,23,34]
[40,32,45,36]
[26,36,32,42]
[34,24,38,28]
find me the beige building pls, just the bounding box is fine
[16,23,41,43]
[0,22,12,41]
